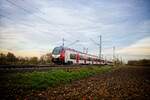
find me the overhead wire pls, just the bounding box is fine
[5,0,54,25]
[0,14,33,27]
[90,38,99,46]
[66,40,80,47]
[5,0,70,36]
[3,0,79,49]
[20,0,46,15]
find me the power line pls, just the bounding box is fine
[5,0,70,37]
[0,14,32,27]
[6,0,31,13]
[66,40,79,47]
[90,38,99,46]
[5,0,53,25]
[0,13,57,41]
[20,0,46,15]
[3,0,77,48]
[0,14,56,44]
[1,0,61,37]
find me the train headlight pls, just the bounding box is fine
[52,54,60,58]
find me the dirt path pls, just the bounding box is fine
[23,66,150,99]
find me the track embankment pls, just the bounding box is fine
[0,64,103,73]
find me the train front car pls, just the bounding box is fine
[52,46,65,64]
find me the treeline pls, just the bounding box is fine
[128,59,150,66]
[0,52,52,65]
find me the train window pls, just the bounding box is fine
[90,57,92,61]
[88,57,91,61]
[79,55,82,60]
[80,55,84,60]
[70,54,76,59]
[52,47,63,55]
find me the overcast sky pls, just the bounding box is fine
[0,0,150,61]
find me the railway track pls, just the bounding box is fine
[0,64,103,73]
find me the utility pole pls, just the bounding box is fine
[86,48,88,54]
[83,48,85,53]
[113,46,116,66]
[113,46,115,60]
[99,35,102,60]
[120,56,123,65]
[83,48,88,54]
[62,38,65,47]
[90,35,102,60]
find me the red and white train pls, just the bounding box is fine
[52,46,112,65]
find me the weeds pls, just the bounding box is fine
[11,66,112,90]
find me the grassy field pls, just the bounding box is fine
[0,65,114,99]
[9,66,112,90]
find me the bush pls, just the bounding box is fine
[128,59,150,66]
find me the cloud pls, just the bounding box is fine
[118,37,150,55]
[117,37,150,61]
[0,0,150,60]
[0,49,43,58]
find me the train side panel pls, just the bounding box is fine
[52,46,111,65]
[65,49,77,64]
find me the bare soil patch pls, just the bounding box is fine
[24,66,150,99]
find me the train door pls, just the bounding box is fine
[76,53,79,64]
[59,49,64,63]
[96,58,98,64]
[84,54,86,64]
[65,50,68,63]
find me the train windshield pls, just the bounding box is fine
[52,47,63,55]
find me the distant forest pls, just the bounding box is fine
[1,52,149,66]
[0,52,52,65]
[128,59,150,66]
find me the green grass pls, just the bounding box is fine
[11,66,112,90]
